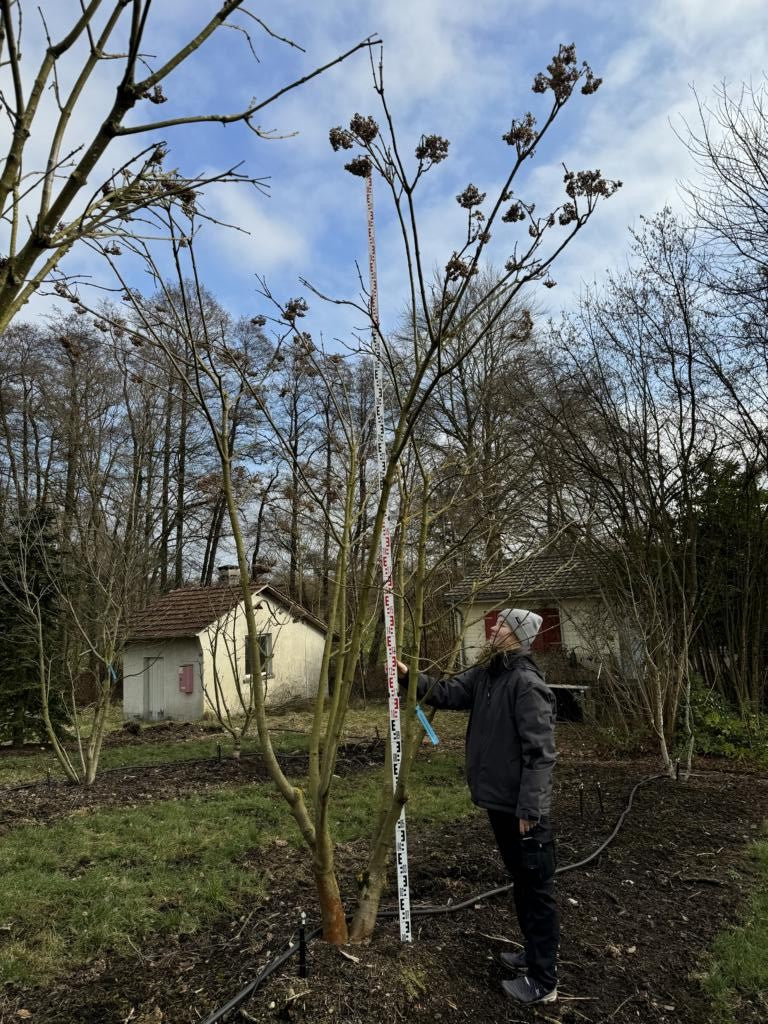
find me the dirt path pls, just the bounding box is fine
[2,759,766,1024]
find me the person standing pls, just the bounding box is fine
[397,608,559,1004]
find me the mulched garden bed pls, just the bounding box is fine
[2,752,767,1024]
[0,740,385,836]
[0,721,223,762]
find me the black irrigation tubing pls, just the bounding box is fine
[1,736,384,793]
[200,773,668,1024]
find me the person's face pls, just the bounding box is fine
[489,618,520,650]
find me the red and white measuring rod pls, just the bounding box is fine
[366,171,412,943]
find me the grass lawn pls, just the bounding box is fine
[702,833,768,1022]
[0,748,473,986]
[0,703,469,786]
[0,732,303,787]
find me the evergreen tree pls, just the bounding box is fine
[0,506,64,745]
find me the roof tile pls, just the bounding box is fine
[126,583,326,641]
[445,552,600,603]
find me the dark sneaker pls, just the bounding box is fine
[502,975,557,1004]
[499,948,528,972]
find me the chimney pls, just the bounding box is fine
[250,556,272,580]
[217,565,240,585]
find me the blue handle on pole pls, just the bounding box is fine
[415,704,439,745]
[108,664,118,683]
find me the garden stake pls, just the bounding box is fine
[579,781,584,820]
[366,170,411,943]
[596,781,604,815]
[216,742,221,764]
[298,911,307,978]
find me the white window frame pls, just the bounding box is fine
[244,632,273,679]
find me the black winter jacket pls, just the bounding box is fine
[416,651,556,820]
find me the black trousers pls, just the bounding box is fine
[487,810,560,990]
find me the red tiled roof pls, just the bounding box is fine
[126,583,326,641]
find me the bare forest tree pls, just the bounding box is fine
[412,269,565,569]
[679,80,768,717]
[0,1,377,333]
[542,211,739,774]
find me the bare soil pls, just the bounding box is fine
[2,735,767,1024]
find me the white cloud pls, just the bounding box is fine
[4,0,768,337]
[202,185,309,269]
[514,0,768,311]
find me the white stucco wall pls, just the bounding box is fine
[559,598,618,658]
[122,638,204,721]
[123,594,328,722]
[199,594,328,714]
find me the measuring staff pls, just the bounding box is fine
[366,170,412,943]
[398,609,560,1005]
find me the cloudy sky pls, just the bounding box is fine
[7,0,768,343]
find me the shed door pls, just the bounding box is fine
[143,656,164,719]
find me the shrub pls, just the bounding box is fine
[690,685,768,764]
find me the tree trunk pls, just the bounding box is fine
[11,701,26,748]
[314,862,348,944]
[201,492,226,585]
[349,735,395,942]
[349,864,388,942]
[321,403,333,614]
[84,681,111,785]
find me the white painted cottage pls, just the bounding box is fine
[123,575,328,721]
[446,551,617,678]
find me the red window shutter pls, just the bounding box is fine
[484,611,499,639]
[532,609,562,652]
[178,664,194,694]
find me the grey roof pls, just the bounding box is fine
[445,552,601,604]
[126,583,327,642]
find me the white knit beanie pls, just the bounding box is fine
[497,608,543,652]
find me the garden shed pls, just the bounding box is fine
[446,551,617,677]
[122,571,328,721]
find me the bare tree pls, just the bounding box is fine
[0,1,378,332]
[681,80,768,277]
[69,41,620,944]
[544,211,721,775]
[2,484,146,783]
[200,587,283,758]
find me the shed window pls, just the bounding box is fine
[484,611,499,639]
[532,609,562,652]
[245,633,273,677]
